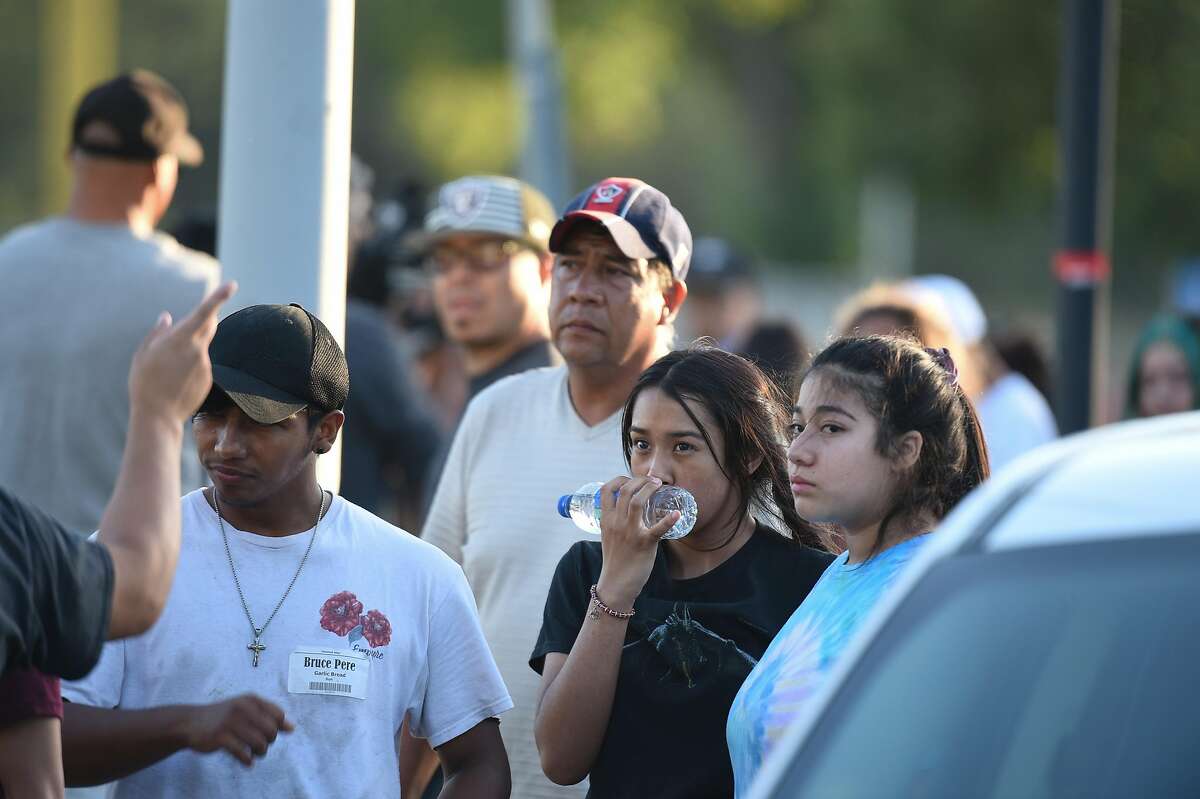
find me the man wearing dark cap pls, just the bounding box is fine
[62,305,512,798]
[421,175,560,401]
[679,236,761,350]
[0,70,219,537]
[421,177,689,798]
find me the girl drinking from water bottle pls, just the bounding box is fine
[530,345,832,798]
[725,335,990,796]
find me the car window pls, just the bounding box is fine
[768,534,1200,799]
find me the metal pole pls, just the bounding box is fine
[217,0,356,489]
[508,0,571,209]
[1054,0,1119,434]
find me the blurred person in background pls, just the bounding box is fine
[347,154,376,260]
[349,179,463,422]
[420,175,560,401]
[342,269,444,526]
[340,161,443,527]
[169,211,217,258]
[388,245,471,432]
[414,177,691,799]
[738,319,810,396]
[350,177,458,398]
[0,70,218,536]
[904,274,1056,470]
[1125,314,1200,418]
[414,175,564,540]
[835,282,985,397]
[678,236,761,349]
[349,178,428,321]
[989,327,1054,407]
[837,277,1057,472]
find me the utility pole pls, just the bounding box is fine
[217,0,356,489]
[1055,0,1120,433]
[508,0,571,209]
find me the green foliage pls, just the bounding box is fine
[1,0,1199,303]
[558,3,685,154]
[399,63,519,175]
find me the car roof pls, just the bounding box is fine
[986,421,1200,549]
[746,411,1200,799]
[965,409,1200,551]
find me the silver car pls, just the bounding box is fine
[749,411,1200,799]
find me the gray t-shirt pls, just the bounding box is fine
[0,217,218,534]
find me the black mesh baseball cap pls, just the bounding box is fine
[208,304,349,425]
[71,70,203,166]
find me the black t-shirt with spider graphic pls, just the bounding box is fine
[531,524,832,799]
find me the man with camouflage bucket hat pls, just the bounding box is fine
[420,175,560,400]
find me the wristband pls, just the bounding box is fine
[589,584,635,620]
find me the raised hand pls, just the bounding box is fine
[128,281,237,424]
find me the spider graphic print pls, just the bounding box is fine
[624,602,759,692]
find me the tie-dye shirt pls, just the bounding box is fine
[725,534,929,796]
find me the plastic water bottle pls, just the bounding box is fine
[557,481,698,540]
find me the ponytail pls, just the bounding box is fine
[950,389,990,508]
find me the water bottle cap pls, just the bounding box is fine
[557,494,572,518]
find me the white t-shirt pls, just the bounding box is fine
[423,366,627,799]
[63,490,511,798]
[976,372,1058,472]
[0,217,218,534]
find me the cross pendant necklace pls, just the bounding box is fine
[247,630,266,667]
[215,486,327,668]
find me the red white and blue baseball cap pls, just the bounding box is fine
[549,177,693,281]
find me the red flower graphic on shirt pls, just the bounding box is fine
[320,591,364,636]
[360,610,392,648]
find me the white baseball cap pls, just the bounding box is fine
[903,274,987,346]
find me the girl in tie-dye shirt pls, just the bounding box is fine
[726,335,991,796]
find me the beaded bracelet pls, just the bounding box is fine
[589,584,635,620]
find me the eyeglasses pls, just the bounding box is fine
[424,238,529,277]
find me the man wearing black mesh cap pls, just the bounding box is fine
[62,305,512,798]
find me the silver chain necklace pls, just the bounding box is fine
[214,487,328,667]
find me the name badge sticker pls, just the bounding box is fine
[288,647,369,700]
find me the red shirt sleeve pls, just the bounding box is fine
[0,668,63,727]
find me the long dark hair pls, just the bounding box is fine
[804,335,990,555]
[621,345,827,550]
